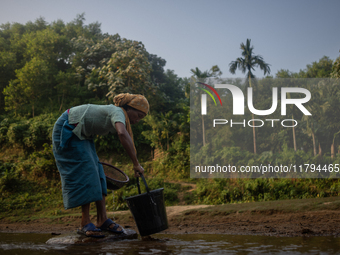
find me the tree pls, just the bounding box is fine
[54,70,77,112]
[0,45,16,112]
[331,55,340,78]
[190,65,222,79]
[191,65,222,146]
[277,57,339,156]
[157,69,186,112]
[148,54,167,86]
[3,79,25,115]
[229,39,271,154]
[147,55,186,112]
[276,69,299,78]
[299,56,333,78]
[4,57,49,117]
[87,39,154,101]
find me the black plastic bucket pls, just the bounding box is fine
[125,174,168,236]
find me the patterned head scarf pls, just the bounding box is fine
[113,93,149,154]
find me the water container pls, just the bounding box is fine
[125,174,168,236]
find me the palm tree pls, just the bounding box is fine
[229,39,271,154]
[190,65,222,79]
[191,65,222,146]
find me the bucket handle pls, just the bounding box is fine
[137,174,156,205]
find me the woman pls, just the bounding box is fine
[52,93,148,238]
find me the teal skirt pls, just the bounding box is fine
[52,111,107,209]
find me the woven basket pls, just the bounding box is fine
[99,162,129,190]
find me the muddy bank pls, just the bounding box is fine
[166,209,340,237]
[1,200,340,237]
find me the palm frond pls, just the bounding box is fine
[229,38,270,78]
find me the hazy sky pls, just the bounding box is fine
[1,0,339,78]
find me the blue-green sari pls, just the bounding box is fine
[52,111,107,209]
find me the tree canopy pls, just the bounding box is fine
[0,14,186,116]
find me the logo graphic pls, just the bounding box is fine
[198,82,312,116]
[196,82,222,115]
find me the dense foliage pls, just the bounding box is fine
[0,15,340,216]
[0,15,189,214]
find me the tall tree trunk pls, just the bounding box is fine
[292,115,296,151]
[331,131,340,159]
[311,132,316,156]
[252,113,256,154]
[249,75,256,154]
[311,121,317,156]
[59,92,64,112]
[318,143,322,156]
[32,103,35,118]
[202,115,206,146]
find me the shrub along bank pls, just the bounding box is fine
[1,113,340,220]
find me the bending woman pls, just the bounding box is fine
[52,93,148,237]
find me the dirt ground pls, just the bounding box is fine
[1,204,340,237]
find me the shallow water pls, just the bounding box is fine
[1,233,340,255]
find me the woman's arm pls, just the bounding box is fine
[115,122,144,177]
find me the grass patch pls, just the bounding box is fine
[188,196,340,216]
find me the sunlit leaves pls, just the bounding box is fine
[99,40,153,98]
[331,56,340,79]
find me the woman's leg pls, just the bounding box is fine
[81,203,91,227]
[81,203,104,236]
[96,195,123,231]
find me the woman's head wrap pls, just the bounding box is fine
[113,93,149,154]
[113,93,149,114]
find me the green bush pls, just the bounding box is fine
[23,114,57,151]
[7,120,30,148]
[1,113,58,153]
[191,178,340,205]
[0,118,16,145]
[0,169,21,193]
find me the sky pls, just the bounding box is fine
[1,0,339,79]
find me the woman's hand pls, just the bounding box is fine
[115,122,145,177]
[133,164,144,177]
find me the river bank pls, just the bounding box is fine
[1,196,340,237]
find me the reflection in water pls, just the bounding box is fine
[1,233,340,254]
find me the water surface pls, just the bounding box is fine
[1,233,340,254]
